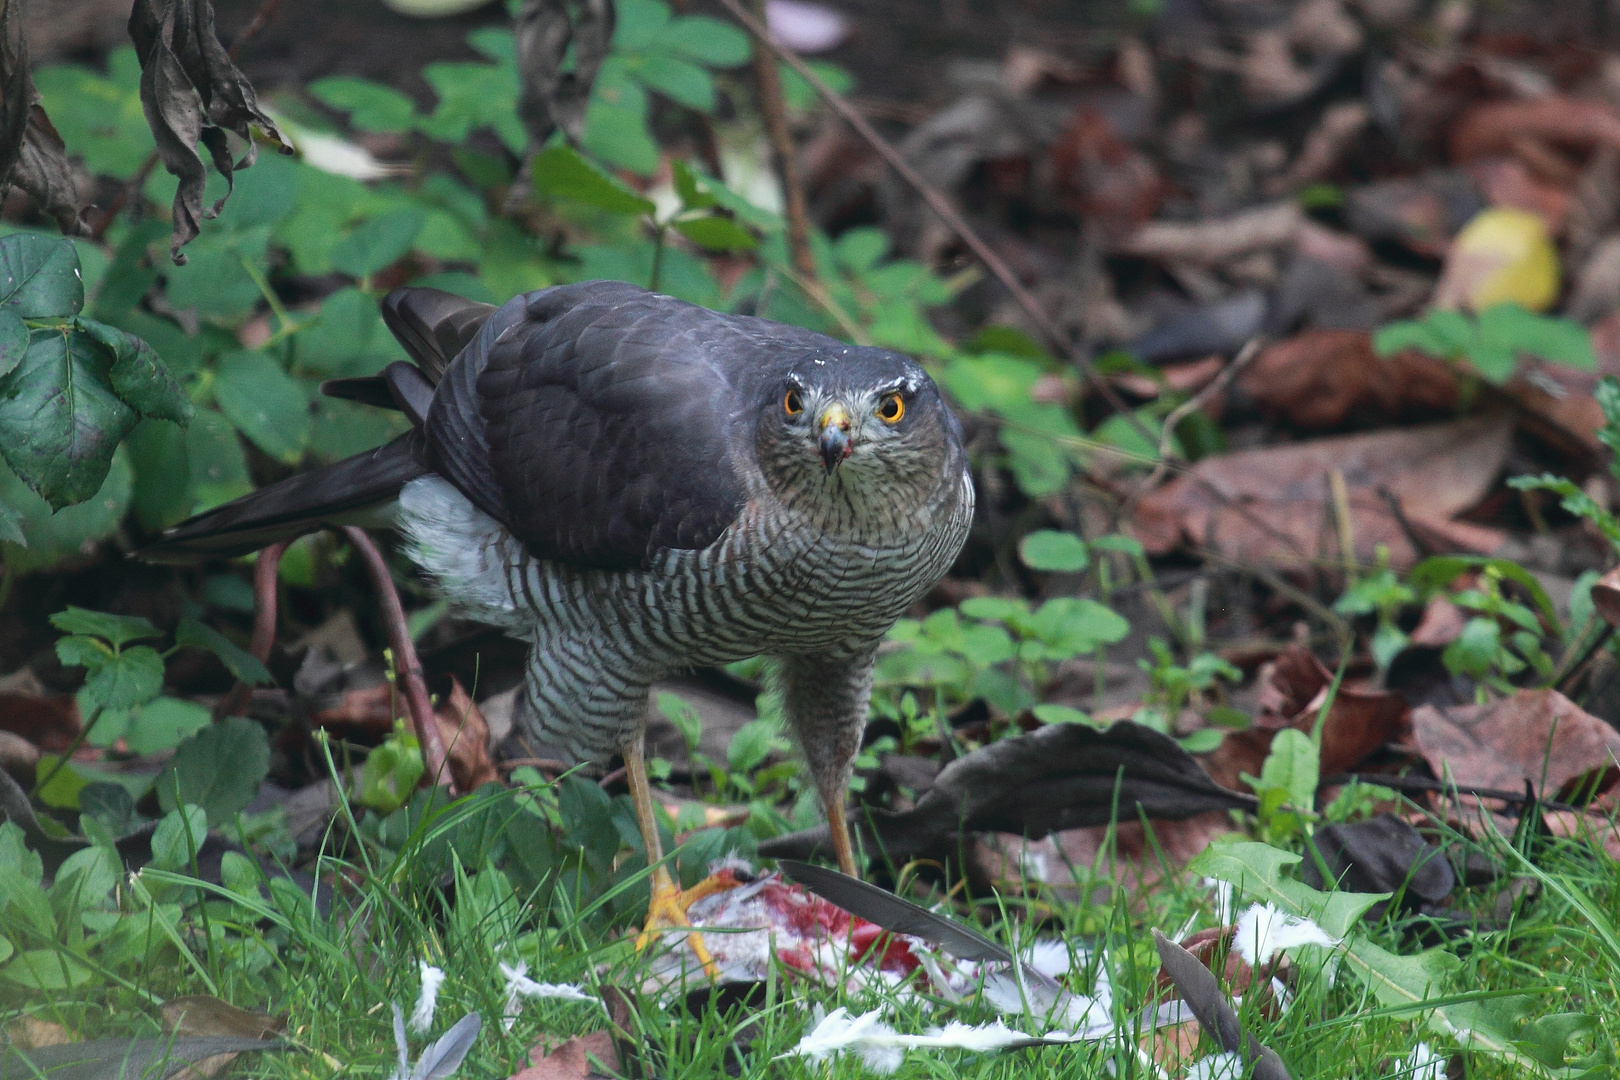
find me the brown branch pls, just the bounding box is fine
[340,526,452,794]
[747,0,815,282]
[213,539,289,721]
[712,0,1156,449]
[227,0,284,59]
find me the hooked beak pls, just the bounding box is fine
[817,402,852,473]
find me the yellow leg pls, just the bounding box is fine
[826,796,860,877]
[624,734,737,977]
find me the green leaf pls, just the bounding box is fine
[835,228,888,274]
[0,233,83,317]
[0,448,132,573]
[671,215,758,252]
[656,691,703,751]
[329,208,427,279]
[581,92,659,175]
[49,606,160,647]
[150,804,209,870]
[74,318,192,426]
[532,144,656,217]
[157,716,271,824]
[613,0,672,50]
[127,696,213,755]
[1466,339,1517,383]
[34,755,88,809]
[357,728,423,815]
[310,75,417,133]
[635,54,715,111]
[999,428,1070,497]
[1028,597,1130,656]
[0,326,136,509]
[1018,530,1090,572]
[80,645,164,714]
[185,409,252,511]
[1478,303,1595,370]
[672,160,716,211]
[52,843,120,909]
[212,351,311,465]
[175,615,272,686]
[0,503,21,546]
[727,718,777,774]
[661,14,751,66]
[1443,617,1500,678]
[0,949,92,990]
[1255,727,1319,811]
[1031,703,1099,727]
[1409,555,1560,631]
[0,309,25,379]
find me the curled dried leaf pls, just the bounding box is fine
[0,0,81,233]
[127,0,290,263]
[514,0,615,147]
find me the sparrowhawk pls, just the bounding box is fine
[144,281,975,961]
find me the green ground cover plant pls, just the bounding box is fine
[3,2,1620,1078]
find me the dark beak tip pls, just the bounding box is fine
[819,428,851,472]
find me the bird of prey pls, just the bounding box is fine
[143,281,974,967]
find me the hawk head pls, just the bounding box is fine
[755,346,964,514]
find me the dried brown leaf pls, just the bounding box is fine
[1205,645,1407,790]
[1236,330,1460,431]
[127,0,290,263]
[437,674,498,791]
[1411,689,1620,804]
[0,0,79,232]
[510,1031,619,1080]
[1452,96,1620,165]
[1132,416,1511,571]
[514,0,615,148]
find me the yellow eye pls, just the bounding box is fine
[877,392,905,423]
[784,389,804,416]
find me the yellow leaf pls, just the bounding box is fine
[1438,207,1560,313]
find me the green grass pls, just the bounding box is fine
[6,777,1620,1079]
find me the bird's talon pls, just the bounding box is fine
[636,869,742,979]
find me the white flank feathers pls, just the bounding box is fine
[498,961,597,1031]
[409,962,445,1033]
[785,1007,905,1073]
[1401,1042,1447,1080]
[1233,902,1339,968]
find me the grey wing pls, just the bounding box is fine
[425,282,754,569]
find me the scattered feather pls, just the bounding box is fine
[784,1007,906,1073]
[499,961,598,1031]
[1233,903,1339,968]
[1401,1042,1447,1080]
[388,1005,481,1080]
[410,962,445,1034]
[765,0,851,53]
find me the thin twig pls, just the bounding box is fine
[747,0,815,281]
[1553,622,1617,695]
[1135,336,1265,494]
[712,0,1157,448]
[227,0,284,59]
[340,526,453,794]
[1194,544,1354,647]
[213,540,289,721]
[1322,772,1581,815]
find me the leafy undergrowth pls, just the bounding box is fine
[7,767,1619,1078]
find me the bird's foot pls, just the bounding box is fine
[635,867,743,978]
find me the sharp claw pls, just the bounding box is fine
[636,870,744,979]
